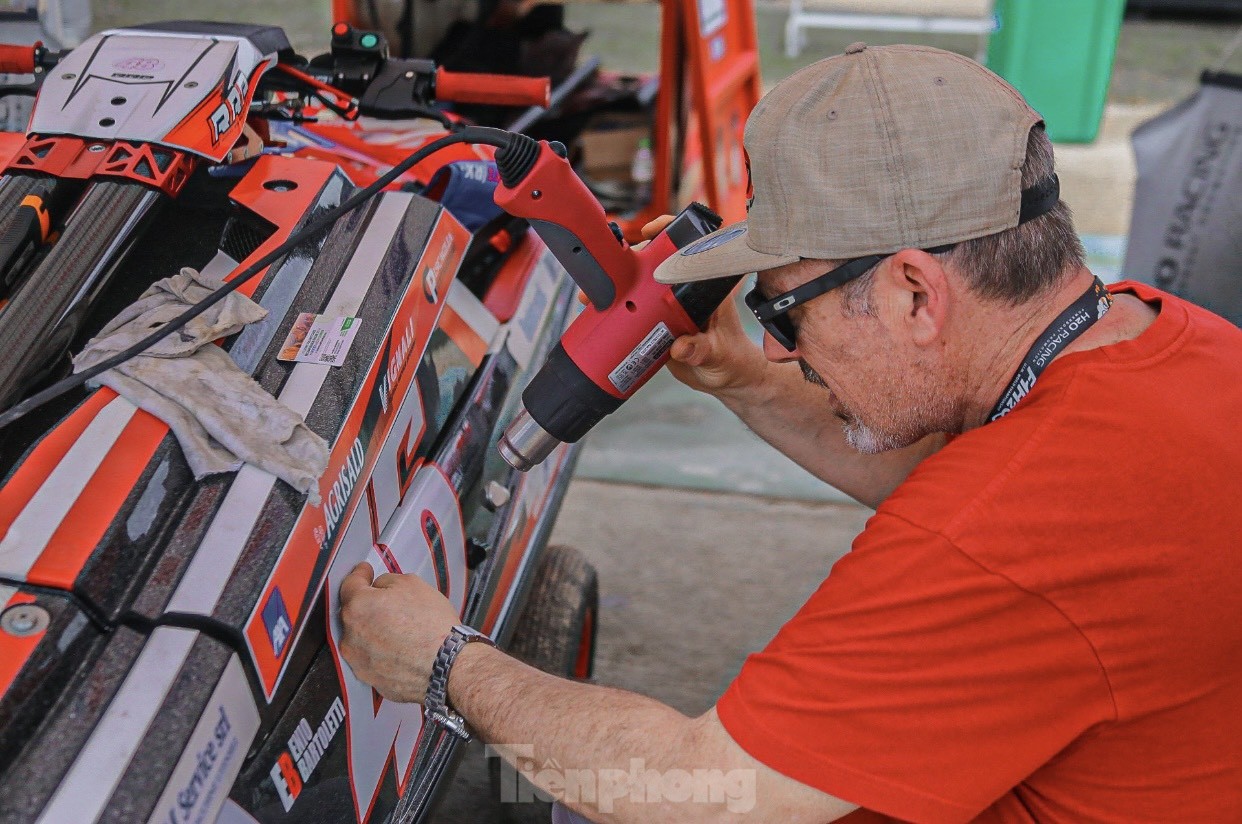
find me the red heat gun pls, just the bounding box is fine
[484,134,742,471]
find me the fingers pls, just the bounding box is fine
[640,214,676,240]
[340,562,375,601]
[670,333,706,366]
[372,571,405,589]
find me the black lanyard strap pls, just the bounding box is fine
[988,277,1113,422]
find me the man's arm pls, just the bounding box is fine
[339,565,859,823]
[667,295,942,508]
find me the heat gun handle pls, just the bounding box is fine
[493,138,636,311]
[527,218,617,309]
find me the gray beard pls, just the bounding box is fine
[799,359,953,454]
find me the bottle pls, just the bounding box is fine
[630,137,654,186]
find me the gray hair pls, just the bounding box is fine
[840,125,1085,314]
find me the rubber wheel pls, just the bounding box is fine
[491,544,598,823]
[507,543,598,679]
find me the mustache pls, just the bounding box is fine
[799,359,828,387]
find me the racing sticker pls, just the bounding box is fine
[269,696,346,812]
[278,313,363,366]
[146,655,260,824]
[324,462,468,821]
[260,587,293,657]
[608,322,675,393]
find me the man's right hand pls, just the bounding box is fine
[667,296,770,396]
[640,216,771,398]
[643,218,939,509]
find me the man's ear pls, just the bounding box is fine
[878,249,950,346]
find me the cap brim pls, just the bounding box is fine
[654,221,798,285]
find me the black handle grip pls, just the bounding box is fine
[528,218,617,310]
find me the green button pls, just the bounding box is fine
[360,33,378,48]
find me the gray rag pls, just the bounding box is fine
[73,267,329,503]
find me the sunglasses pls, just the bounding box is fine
[745,254,888,352]
[745,243,959,351]
[742,176,1061,352]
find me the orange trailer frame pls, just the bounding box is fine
[331,0,762,239]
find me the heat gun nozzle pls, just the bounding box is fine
[498,407,562,472]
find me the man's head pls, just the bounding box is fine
[655,44,1085,452]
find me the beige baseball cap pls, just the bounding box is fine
[654,43,1044,285]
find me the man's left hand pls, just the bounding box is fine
[338,562,460,703]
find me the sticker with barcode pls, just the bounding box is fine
[277,313,361,366]
[609,322,675,393]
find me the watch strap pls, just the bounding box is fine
[424,624,495,740]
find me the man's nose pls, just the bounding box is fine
[762,331,800,363]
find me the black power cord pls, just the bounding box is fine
[0,125,520,430]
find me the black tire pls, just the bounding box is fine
[491,544,598,823]
[507,543,598,680]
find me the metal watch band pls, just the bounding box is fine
[424,624,495,740]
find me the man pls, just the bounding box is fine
[339,44,1242,822]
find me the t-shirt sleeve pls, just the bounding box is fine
[716,512,1115,823]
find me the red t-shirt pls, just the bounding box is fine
[717,282,1242,823]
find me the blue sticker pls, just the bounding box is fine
[680,225,746,256]
[262,587,293,657]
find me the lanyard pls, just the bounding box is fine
[987,277,1113,422]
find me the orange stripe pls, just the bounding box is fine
[0,592,42,698]
[27,409,170,589]
[439,305,487,366]
[20,195,50,240]
[246,215,473,694]
[0,390,116,540]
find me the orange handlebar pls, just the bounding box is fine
[0,43,37,74]
[434,68,551,108]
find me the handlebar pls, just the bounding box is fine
[434,68,550,108]
[0,43,38,74]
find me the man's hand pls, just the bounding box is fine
[337,563,460,703]
[640,216,771,398]
[667,293,771,397]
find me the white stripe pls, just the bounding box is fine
[165,465,276,615]
[40,195,417,819]
[0,396,137,581]
[144,655,259,824]
[321,193,413,318]
[167,194,415,615]
[34,627,198,824]
[0,584,16,607]
[255,214,464,696]
[490,449,568,629]
[447,279,500,344]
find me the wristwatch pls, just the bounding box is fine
[424,624,496,740]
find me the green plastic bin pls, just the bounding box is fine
[985,0,1126,143]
